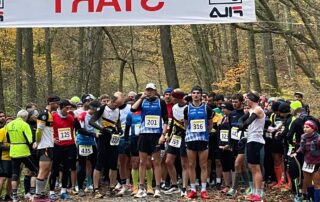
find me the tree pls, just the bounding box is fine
[0,59,5,111]
[15,28,23,112]
[23,28,37,103]
[159,25,179,88]
[45,28,54,96]
[247,24,261,92]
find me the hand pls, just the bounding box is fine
[159,134,165,144]
[140,93,147,99]
[290,153,297,158]
[32,142,38,150]
[267,126,277,133]
[96,133,101,138]
[53,138,60,144]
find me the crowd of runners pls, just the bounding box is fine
[0,83,319,202]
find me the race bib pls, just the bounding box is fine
[110,134,120,146]
[265,132,272,139]
[231,127,240,140]
[220,130,229,142]
[134,124,140,136]
[145,115,160,128]
[79,145,93,156]
[169,135,182,148]
[190,119,206,132]
[302,161,315,173]
[58,128,72,141]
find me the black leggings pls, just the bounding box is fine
[11,156,38,181]
[77,146,97,190]
[49,145,77,191]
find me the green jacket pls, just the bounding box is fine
[6,117,32,158]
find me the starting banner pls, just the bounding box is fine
[0,0,256,28]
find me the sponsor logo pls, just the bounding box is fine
[209,0,243,18]
[210,6,243,18]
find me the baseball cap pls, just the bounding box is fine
[145,83,156,90]
[221,102,234,111]
[294,91,304,97]
[278,103,291,113]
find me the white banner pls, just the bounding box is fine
[0,0,256,28]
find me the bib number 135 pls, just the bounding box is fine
[58,128,72,141]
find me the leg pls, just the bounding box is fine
[165,153,177,186]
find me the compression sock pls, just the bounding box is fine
[146,169,153,189]
[131,169,139,189]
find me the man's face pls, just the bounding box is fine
[100,98,109,105]
[164,93,172,103]
[232,99,242,110]
[215,99,223,108]
[145,88,156,98]
[49,102,59,111]
[61,106,72,116]
[191,91,201,102]
[0,113,5,124]
[295,95,303,101]
[304,125,314,134]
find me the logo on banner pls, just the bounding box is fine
[209,0,243,18]
[0,0,3,22]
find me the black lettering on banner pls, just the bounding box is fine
[0,16,3,22]
[210,6,243,18]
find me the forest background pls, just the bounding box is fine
[0,0,319,116]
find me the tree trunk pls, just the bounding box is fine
[159,25,179,88]
[119,60,126,92]
[15,28,23,112]
[90,27,104,97]
[77,27,85,96]
[45,28,53,96]
[0,59,5,112]
[247,24,261,92]
[262,31,279,95]
[191,25,213,92]
[23,28,37,103]
[284,6,295,77]
[229,24,241,91]
[130,27,139,92]
[220,24,231,65]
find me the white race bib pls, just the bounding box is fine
[302,161,315,173]
[110,134,120,146]
[190,119,206,132]
[134,124,140,136]
[220,130,229,142]
[79,145,93,156]
[231,127,240,140]
[169,135,182,148]
[58,128,72,141]
[145,115,160,128]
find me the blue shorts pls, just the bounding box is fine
[118,137,131,156]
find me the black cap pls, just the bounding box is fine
[191,86,203,94]
[47,96,60,104]
[278,103,291,113]
[271,101,282,112]
[221,102,234,111]
[59,99,73,109]
[89,100,101,110]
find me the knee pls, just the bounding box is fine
[165,158,174,168]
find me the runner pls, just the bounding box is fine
[117,92,132,197]
[6,110,38,202]
[184,86,213,199]
[89,93,123,198]
[49,100,77,200]
[0,116,13,201]
[125,94,154,196]
[293,120,320,202]
[164,89,188,196]
[33,96,60,201]
[241,92,266,201]
[131,83,168,198]
[76,100,101,197]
